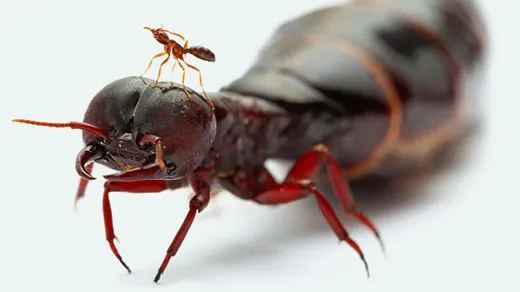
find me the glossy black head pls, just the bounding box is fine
[80,76,216,181]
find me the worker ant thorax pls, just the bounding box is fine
[152,30,170,45]
[170,42,185,60]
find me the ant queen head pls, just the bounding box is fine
[80,77,217,181]
[14,77,216,182]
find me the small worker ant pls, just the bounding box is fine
[141,26,216,109]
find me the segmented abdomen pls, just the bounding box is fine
[222,0,485,176]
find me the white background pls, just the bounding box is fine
[1,0,518,291]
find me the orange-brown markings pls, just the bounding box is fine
[296,34,402,179]
[356,0,467,164]
[115,161,138,171]
[155,139,166,169]
[138,134,167,169]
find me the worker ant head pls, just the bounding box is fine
[144,26,170,45]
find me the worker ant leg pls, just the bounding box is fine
[251,154,371,277]
[152,53,172,87]
[141,52,168,78]
[285,144,384,253]
[175,41,192,100]
[170,59,177,83]
[183,60,215,110]
[176,59,192,100]
[181,40,215,109]
[102,179,187,274]
[75,162,93,208]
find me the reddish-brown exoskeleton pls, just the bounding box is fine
[10,0,486,285]
[141,26,216,109]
